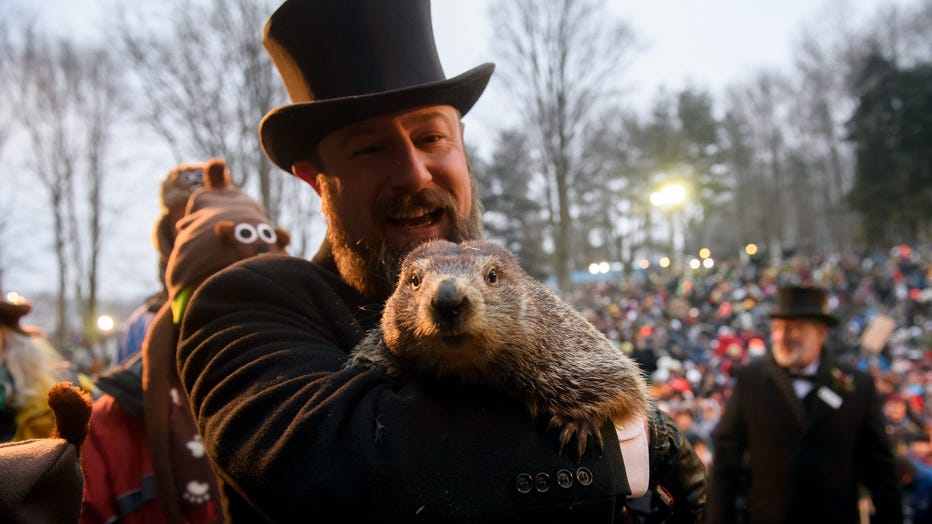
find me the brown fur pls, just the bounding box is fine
[350,239,650,458]
[203,158,230,189]
[47,382,92,447]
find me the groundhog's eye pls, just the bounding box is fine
[486,268,497,284]
[409,272,421,289]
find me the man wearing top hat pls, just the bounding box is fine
[707,285,902,523]
[176,0,705,522]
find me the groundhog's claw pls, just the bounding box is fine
[555,419,604,461]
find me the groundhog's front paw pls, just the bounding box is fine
[552,417,604,461]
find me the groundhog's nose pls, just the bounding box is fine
[433,279,468,322]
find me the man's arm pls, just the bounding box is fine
[177,256,629,522]
[645,403,707,523]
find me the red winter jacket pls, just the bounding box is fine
[81,394,166,524]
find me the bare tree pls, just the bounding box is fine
[724,72,795,264]
[4,27,84,346]
[719,108,759,254]
[70,46,125,347]
[488,0,638,291]
[1,19,126,351]
[113,0,320,257]
[114,0,298,220]
[786,2,870,254]
[0,11,15,292]
[583,107,656,268]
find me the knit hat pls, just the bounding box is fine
[152,162,205,284]
[160,163,205,212]
[166,158,290,304]
[0,382,92,524]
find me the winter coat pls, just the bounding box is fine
[178,249,662,522]
[707,353,902,523]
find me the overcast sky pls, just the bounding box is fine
[4,0,917,313]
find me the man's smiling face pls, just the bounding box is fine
[294,104,482,299]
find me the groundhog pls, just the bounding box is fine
[349,239,650,458]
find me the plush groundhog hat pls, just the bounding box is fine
[259,0,494,172]
[152,163,205,285]
[0,383,92,524]
[166,158,290,305]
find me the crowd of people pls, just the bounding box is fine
[570,244,932,521]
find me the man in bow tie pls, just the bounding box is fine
[706,285,902,523]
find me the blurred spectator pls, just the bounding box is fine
[897,452,932,524]
[0,295,73,441]
[81,158,289,524]
[884,392,925,455]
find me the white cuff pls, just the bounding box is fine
[615,416,649,498]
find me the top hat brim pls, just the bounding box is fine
[0,301,32,334]
[259,63,494,173]
[769,310,839,327]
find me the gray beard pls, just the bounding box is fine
[320,179,483,300]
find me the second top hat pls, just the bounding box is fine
[769,285,839,326]
[259,0,495,172]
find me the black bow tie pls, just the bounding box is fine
[788,372,817,381]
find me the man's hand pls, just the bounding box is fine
[644,402,707,523]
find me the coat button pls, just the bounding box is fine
[556,469,574,489]
[576,467,593,486]
[534,472,551,493]
[515,473,533,494]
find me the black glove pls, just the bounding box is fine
[640,402,707,523]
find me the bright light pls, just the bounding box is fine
[638,259,650,270]
[703,258,715,269]
[588,262,611,274]
[745,243,758,256]
[649,182,687,208]
[698,248,711,259]
[649,192,663,207]
[97,315,115,334]
[4,291,26,304]
[658,256,671,268]
[689,258,701,269]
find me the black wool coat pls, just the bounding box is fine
[706,353,902,524]
[177,250,635,523]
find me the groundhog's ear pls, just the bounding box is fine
[275,227,291,249]
[214,221,236,243]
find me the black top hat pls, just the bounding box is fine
[259,0,495,172]
[769,285,838,327]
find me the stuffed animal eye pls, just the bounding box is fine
[409,272,421,290]
[486,268,497,283]
[234,223,258,244]
[257,223,278,244]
